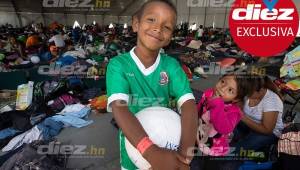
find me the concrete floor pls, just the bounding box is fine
[56,112,120,170]
[190,76,220,91]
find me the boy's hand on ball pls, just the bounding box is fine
[143,145,187,170]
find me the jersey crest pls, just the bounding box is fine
[159,71,169,85]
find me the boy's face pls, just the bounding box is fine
[133,2,176,51]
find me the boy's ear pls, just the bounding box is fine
[132,16,139,33]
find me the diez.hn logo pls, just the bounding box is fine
[42,0,111,8]
[187,0,235,8]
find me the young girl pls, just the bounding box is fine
[196,74,250,157]
[106,0,197,170]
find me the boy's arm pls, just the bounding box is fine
[178,99,198,162]
[111,100,187,169]
[111,100,148,147]
[167,59,198,163]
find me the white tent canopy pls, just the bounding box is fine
[0,0,300,28]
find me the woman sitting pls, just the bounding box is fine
[232,74,284,154]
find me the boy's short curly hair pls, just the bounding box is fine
[133,0,177,20]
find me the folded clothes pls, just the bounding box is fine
[51,105,93,128]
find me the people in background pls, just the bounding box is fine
[231,74,284,153]
[7,35,26,59]
[26,33,40,48]
[196,25,204,41]
[49,45,59,63]
[49,31,65,48]
[40,44,59,63]
[72,26,80,43]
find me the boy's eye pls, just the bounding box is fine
[147,18,155,22]
[164,26,172,31]
[221,80,225,84]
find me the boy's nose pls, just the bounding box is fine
[152,25,162,33]
[152,28,161,33]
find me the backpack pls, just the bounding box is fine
[47,94,80,113]
[276,123,300,170]
[278,123,300,156]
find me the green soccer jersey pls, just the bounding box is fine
[106,48,195,170]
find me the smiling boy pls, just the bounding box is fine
[106,1,198,169]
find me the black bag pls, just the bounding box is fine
[0,110,32,131]
[1,141,68,170]
[28,79,70,115]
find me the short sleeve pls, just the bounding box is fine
[169,59,195,109]
[262,91,283,113]
[106,59,130,112]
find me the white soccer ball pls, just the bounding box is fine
[125,106,181,170]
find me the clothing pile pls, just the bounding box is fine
[0,78,104,168]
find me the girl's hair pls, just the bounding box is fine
[133,0,177,20]
[246,74,283,100]
[222,73,283,102]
